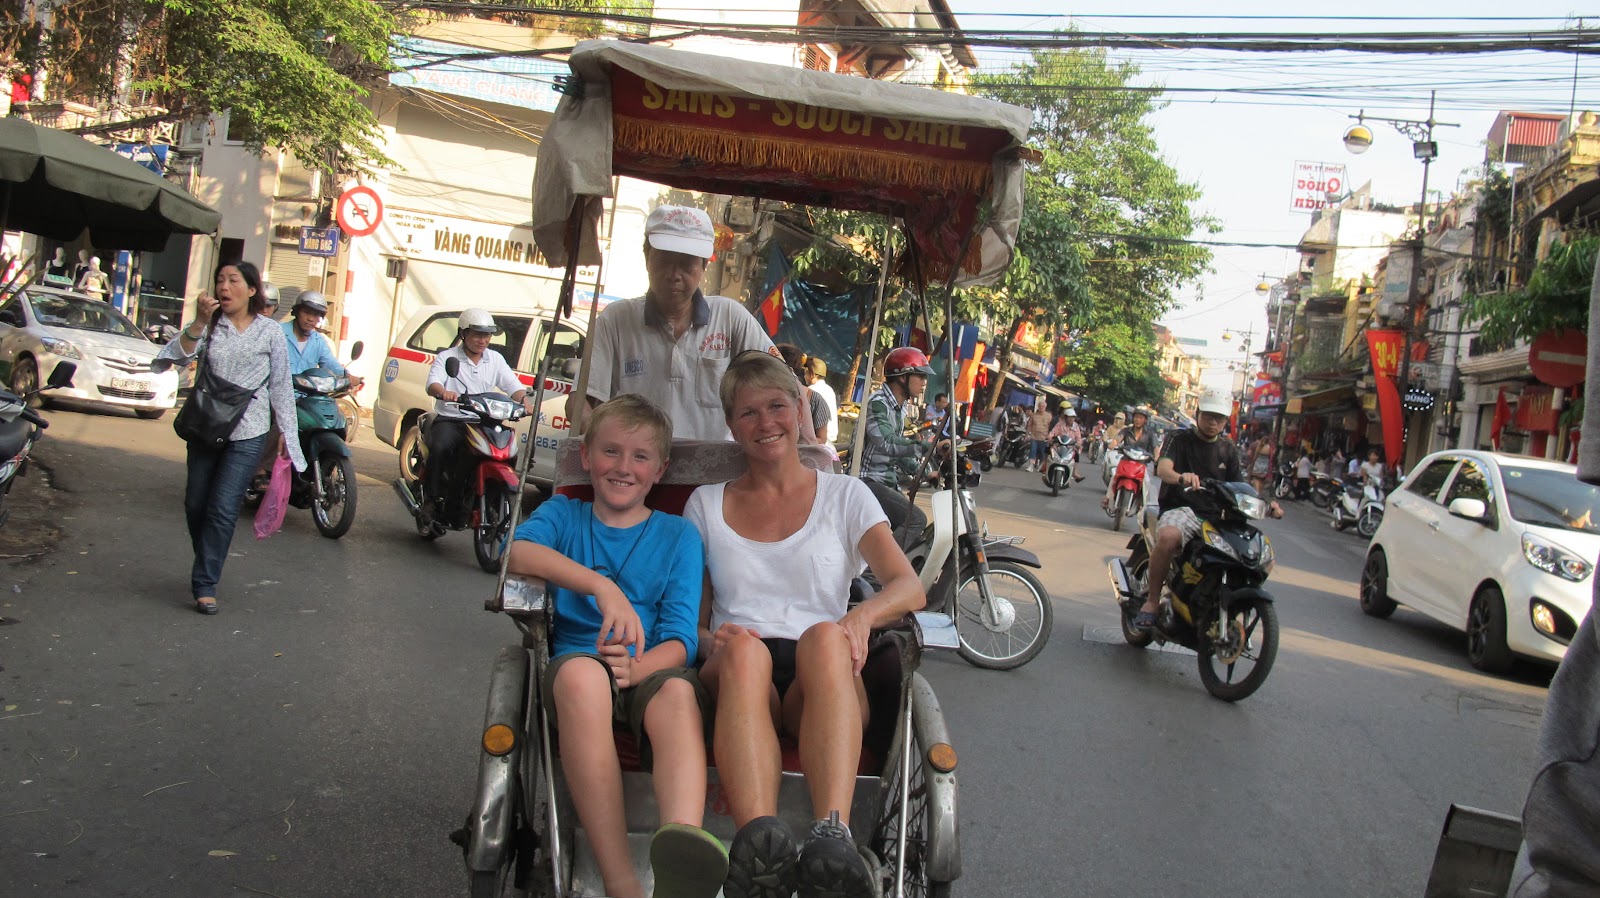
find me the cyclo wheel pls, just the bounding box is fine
[1197,595,1279,702]
[953,560,1053,670]
[872,692,954,898]
[474,483,514,574]
[312,453,358,539]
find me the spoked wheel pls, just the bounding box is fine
[474,483,514,574]
[953,560,1053,670]
[1356,507,1383,538]
[398,424,424,485]
[1118,549,1154,648]
[336,397,361,434]
[312,452,357,538]
[1197,596,1279,702]
[1274,479,1291,500]
[872,717,953,898]
[1358,549,1398,618]
[1466,585,1513,673]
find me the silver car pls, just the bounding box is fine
[0,286,179,419]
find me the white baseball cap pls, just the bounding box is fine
[645,205,715,259]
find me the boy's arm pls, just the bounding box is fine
[506,539,644,655]
[633,525,704,678]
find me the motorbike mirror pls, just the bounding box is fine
[45,362,76,390]
[348,341,364,362]
[444,357,460,379]
[1447,497,1488,522]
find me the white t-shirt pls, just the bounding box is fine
[587,291,774,441]
[426,345,525,418]
[810,378,839,443]
[684,469,888,640]
[1360,460,1385,483]
[1295,455,1311,478]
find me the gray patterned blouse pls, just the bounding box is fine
[153,315,306,471]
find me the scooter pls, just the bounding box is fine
[245,344,364,539]
[1307,471,1343,509]
[0,363,76,528]
[1041,434,1077,496]
[998,423,1030,468]
[1105,445,1152,532]
[1102,444,1122,487]
[1271,461,1296,500]
[393,357,527,573]
[1331,479,1385,538]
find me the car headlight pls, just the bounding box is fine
[1202,528,1240,561]
[1521,532,1592,582]
[40,337,81,359]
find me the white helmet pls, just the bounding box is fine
[458,308,500,335]
[1197,390,1232,417]
[293,290,328,315]
[1064,407,1077,417]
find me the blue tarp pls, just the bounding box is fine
[774,277,867,380]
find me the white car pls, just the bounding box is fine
[1359,449,1598,672]
[0,286,179,419]
[373,304,587,489]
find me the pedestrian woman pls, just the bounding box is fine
[154,262,304,614]
[1026,401,1051,472]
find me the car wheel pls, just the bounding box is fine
[10,357,42,410]
[1358,549,1398,618]
[1466,585,1514,674]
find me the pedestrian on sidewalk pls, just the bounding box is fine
[153,262,304,615]
[1026,401,1051,472]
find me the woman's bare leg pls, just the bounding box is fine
[701,632,783,827]
[783,622,870,827]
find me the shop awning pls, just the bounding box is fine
[1286,385,1358,415]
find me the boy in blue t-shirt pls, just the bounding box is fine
[508,394,723,898]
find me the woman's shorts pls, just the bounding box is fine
[541,652,709,769]
[761,637,800,699]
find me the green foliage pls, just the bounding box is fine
[1052,323,1167,410]
[1462,234,1596,347]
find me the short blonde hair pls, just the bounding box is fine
[585,394,672,459]
[720,350,801,418]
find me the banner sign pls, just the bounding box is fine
[1291,161,1347,212]
[1367,328,1406,467]
[1517,384,1560,431]
[389,36,565,114]
[377,208,599,281]
[111,143,169,175]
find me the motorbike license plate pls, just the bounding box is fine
[110,376,148,391]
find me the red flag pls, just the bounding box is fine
[1491,388,1511,450]
[759,280,783,336]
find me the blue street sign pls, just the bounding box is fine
[299,227,340,258]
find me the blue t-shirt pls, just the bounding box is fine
[281,322,345,376]
[511,494,703,661]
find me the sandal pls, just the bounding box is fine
[194,598,219,615]
[651,823,728,898]
[1132,610,1156,632]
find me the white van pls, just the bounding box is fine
[373,305,586,489]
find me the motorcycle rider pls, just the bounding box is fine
[1102,406,1157,509]
[254,290,363,483]
[421,309,536,518]
[1046,406,1086,481]
[861,347,947,545]
[1133,391,1281,633]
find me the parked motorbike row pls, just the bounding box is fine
[0,363,76,529]
[1270,460,1387,538]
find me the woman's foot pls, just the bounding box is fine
[194,597,218,615]
[725,816,798,898]
[796,814,876,898]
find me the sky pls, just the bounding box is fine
[951,3,1600,390]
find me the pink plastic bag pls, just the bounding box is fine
[254,454,292,539]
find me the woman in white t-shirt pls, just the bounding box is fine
[1359,449,1387,488]
[684,351,924,898]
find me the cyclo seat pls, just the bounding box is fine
[548,438,902,775]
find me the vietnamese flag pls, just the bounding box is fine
[1491,388,1511,450]
[759,279,784,336]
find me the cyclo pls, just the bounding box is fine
[454,40,1032,897]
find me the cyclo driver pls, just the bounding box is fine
[860,347,947,546]
[1134,390,1280,633]
[421,309,535,519]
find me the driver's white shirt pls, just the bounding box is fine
[426,344,524,418]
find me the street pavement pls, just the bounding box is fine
[0,409,1552,897]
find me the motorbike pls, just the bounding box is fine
[1107,480,1281,701]
[1271,460,1296,500]
[1102,444,1122,487]
[998,422,1030,468]
[962,434,995,472]
[1331,479,1385,538]
[928,440,982,491]
[392,357,527,573]
[1041,434,1077,496]
[0,363,76,528]
[1105,444,1153,532]
[245,344,364,539]
[1307,471,1343,509]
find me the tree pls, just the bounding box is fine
[970,41,1216,408]
[11,1,399,170]
[1463,233,1596,349]
[1051,322,1167,411]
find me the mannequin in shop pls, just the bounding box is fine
[44,248,70,281]
[71,250,90,284]
[74,256,108,300]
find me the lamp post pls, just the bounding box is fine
[1343,90,1459,469]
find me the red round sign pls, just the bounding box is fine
[1529,328,1588,388]
[335,185,383,237]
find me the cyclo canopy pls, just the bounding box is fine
[530,40,1033,287]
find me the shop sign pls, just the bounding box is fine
[1516,384,1559,432]
[1290,161,1347,211]
[378,208,600,280]
[298,226,339,258]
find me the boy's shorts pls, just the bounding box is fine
[541,653,710,769]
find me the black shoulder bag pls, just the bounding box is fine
[173,332,270,450]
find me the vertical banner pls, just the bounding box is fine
[1367,328,1405,468]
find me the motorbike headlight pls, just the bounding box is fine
[482,398,517,420]
[41,337,81,360]
[1234,493,1268,520]
[1521,533,1592,582]
[293,374,337,394]
[1202,528,1240,561]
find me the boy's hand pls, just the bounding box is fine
[838,608,872,675]
[710,622,759,656]
[598,643,636,688]
[594,582,645,657]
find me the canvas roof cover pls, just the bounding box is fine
[531,40,1032,287]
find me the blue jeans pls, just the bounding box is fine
[1031,439,1048,462]
[184,434,267,600]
